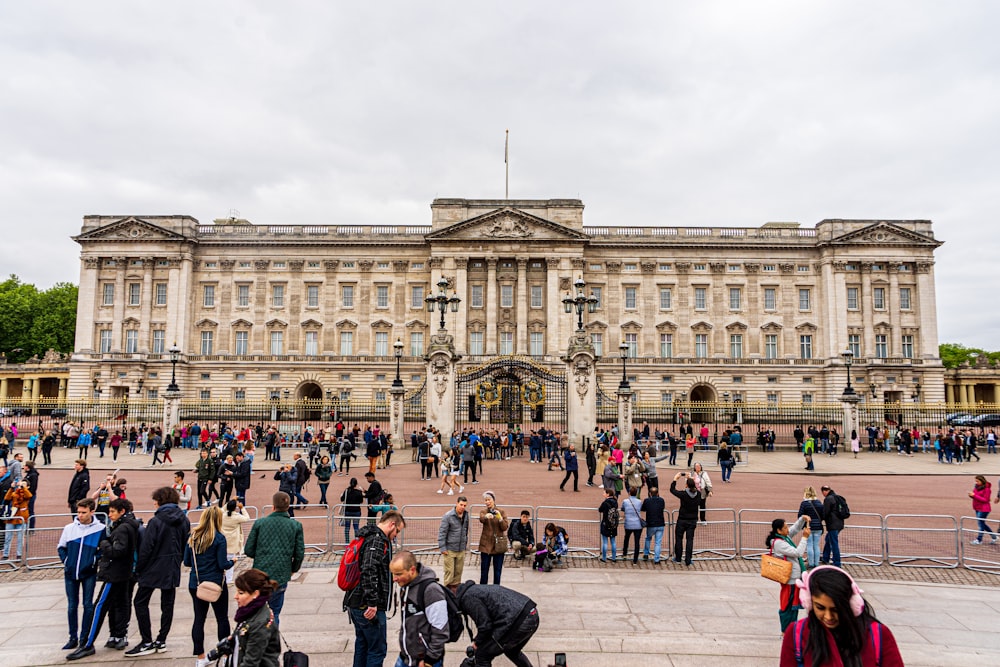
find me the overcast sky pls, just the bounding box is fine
[1,2,996,348]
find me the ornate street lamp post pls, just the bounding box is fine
[841,349,855,396]
[392,338,404,389]
[562,277,599,332]
[425,277,461,331]
[166,343,181,393]
[618,340,630,392]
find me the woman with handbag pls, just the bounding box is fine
[765,516,810,632]
[478,491,510,585]
[797,487,825,568]
[691,462,712,523]
[620,488,644,564]
[183,505,234,667]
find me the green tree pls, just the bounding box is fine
[939,342,1000,368]
[0,276,77,362]
[0,276,39,362]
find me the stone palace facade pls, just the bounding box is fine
[68,198,945,422]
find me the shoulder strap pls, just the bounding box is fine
[870,621,882,667]
[793,618,807,667]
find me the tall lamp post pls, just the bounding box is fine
[425,277,461,331]
[562,277,599,332]
[840,349,855,396]
[392,338,404,389]
[166,343,181,393]
[618,341,630,391]
[390,337,406,453]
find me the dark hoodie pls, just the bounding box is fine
[670,479,701,521]
[456,581,536,648]
[97,512,140,583]
[136,502,190,589]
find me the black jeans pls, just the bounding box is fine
[189,585,231,655]
[88,580,133,643]
[473,609,538,667]
[197,480,211,507]
[559,469,578,491]
[134,585,176,644]
[674,519,697,564]
[463,463,477,483]
[622,528,643,562]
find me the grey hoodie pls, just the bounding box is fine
[398,564,449,666]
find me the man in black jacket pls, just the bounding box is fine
[456,581,538,667]
[125,486,190,657]
[507,510,535,561]
[364,471,383,523]
[67,459,90,513]
[820,485,845,567]
[344,510,406,667]
[669,472,701,566]
[232,451,252,504]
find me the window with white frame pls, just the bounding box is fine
[730,334,743,358]
[529,332,544,356]
[200,389,211,401]
[102,283,114,306]
[410,331,424,356]
[660,333,673,358]
[624,333,638,358]
[307,285,319,308]
[694,287,707,310]
[152,330,165,354]
[848,334,860,358]
[530,285,543,308]
[269,331,283,355]
[469,332,484,355]
[659,288,672,310]
[128,283,141,306]
[764,288,776,310]
[375,332,389,356]
[729,287,741,310]
[471,285,484,308]
[899,287,911,310]
[500,285,513,308]
[661,391,673,404]
[271,284,284,308]
[155,283,167,306]
[499,331,513,355]
[802,393,813,405]
[591,287,602,309]
[799,334,813,359]
[873,287,885,310]
[234,331,248,356]
[125,329,138,353]
[340,331,353,355]
[376,285,389,308]
[624,287,637,309]
[99,329,112,353]
[765,334,778,359]
[234,284,248,307]
[901,335,914,359]
[201,331,214,355]
[798,288,811,311]
[847,287,859,310]
[203,284,215,308]
[767,392,779,404]
[342,284,354,307]
[591,332,603,356]
[411,286,424,309]
[695,333,708,358]
[875,334,887,358]
[235,389,246,401]
[305,331,318,356]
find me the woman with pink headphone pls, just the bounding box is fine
[780,565,903,666]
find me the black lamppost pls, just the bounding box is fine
[136,378,144,395]
[425,277,461,331]
[869,382,878,399]
[392,338,404,389]
[166,342,181,393]
[618,341,630,392]
[562,277,599,332]
[840,349,855,396]
[912,381,922,401]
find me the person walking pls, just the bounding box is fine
[340,477,364,544]
[315,455,333,507]
[477,491,509,585]
[58,499,105,655]
[126,486,190,657]
[585,439,597,487]
[670,472,700,566]
[184,506,234,667]
[685,432,696,468]
[243,492,305,626]
[641,486,666,564]
[969,475,998,545]
[455,581,539,667]
[343,511,406,667]
[195,449,216,510]
[717,442,734,483]
[766,516,810,632]
[797,486,825,569]
[820,485,845,567]
[559,445,579,492]
[437,496,470,593]
[233,451,252,504]
[66,459,90,513]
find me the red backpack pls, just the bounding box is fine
[337,534,388,591]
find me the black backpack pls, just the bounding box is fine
[834,494,851,520]
[602,505,620,533]
[411,579,470,643]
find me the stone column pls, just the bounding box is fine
[618,386,634,451]
[75,257,101,352]
[390,385,405,453]
[841,393,860,444]
[486,259,498,354]
[516,257,528,354]
[162,390,181,432]
[0,378,7,401]
[426,332,459,443]
[546,258,562,357]
[139,257,154,352]
[112,257,127,351]
[454,257,469,353]
[945,383,954,405]
[58,378,67,401]
[564,332,597,447]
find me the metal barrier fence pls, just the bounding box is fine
[534,506,603,557]
[398,504,488,555]
[738,509,789,561]
[884,514,959,569]
[839,512,885,566]
[24,513,109,571]
[262,504,331,555]
[671,508,737,560]
[960,515,1000,574]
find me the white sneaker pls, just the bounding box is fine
[971,539,983,545]
[196,658,211,667]
[459,486,465,492]
[447,490,454,495]
[436,489,444,494]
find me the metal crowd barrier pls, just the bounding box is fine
[24,512,109,571]
[960,515,1000,574]
[534,506,604,557]
[671,507,737,560]
[839,512,885,566]
[737,508,789,560]
[398,503,488,555]
[884,514,959,569]
[262,504,331,555]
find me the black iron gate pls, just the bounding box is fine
[454,357,567,434]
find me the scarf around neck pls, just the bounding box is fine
[234,592,271,623]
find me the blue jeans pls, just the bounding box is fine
[65,575,97,642]
[2,523,24,558]
[806,531,822,568]
[344,517,361,544]
[601,534,617,561]
[822,529,841,566]
[976,510,995,541]
[267,583,288,626]
[480,552,504,584]
[721,460,733,482]
[395,658,442,667]
[643,526,665,562]
[349,607,387,667]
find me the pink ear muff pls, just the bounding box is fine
[797,565,865,616]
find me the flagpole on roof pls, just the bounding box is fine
[505,129,509,200]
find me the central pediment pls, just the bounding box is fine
[823,221,941,248]
[73,216,190,243]
[425,207,590,242]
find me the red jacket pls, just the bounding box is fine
[780,618,903,667]
[972,482,992,513]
